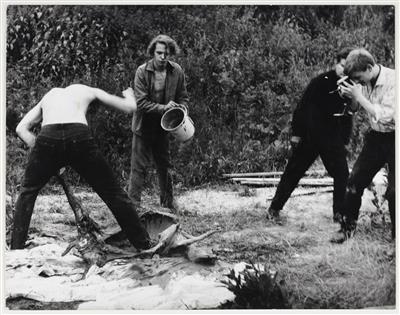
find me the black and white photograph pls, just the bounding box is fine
[2,1,397,311]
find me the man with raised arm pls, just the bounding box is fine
[11,84,151,250]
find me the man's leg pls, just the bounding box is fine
[128,134,152,207]
[385,134,395,239]
[331,131,386,243]
[319,141,349,222]
[71,139,151,250]
[11,139,59,249]
[344,132,387,223]
[387,164,395,239]
[268,139,318,217]
[153,133,174,210]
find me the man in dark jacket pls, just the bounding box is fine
[128,34,189,213]
[266,47,355,224]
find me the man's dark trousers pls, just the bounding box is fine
[269,136,349,217]
[342,130,395,237]
[11,123,150,250]
[128,132,173,208]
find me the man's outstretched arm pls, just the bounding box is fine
[92,87,137,114]
[16,102,43,148]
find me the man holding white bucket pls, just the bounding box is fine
[128,34,189,214]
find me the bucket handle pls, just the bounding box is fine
[180,105,194,125]
[180,105,188,116]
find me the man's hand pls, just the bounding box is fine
[339,80,363,102]
[122,87,135,99]
[290,136,301,148]
[164,101,184,112]
[120,87,137,112]
[289,136,301,155]
[24,133,37,149]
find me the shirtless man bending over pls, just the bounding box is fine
[11,84,151,250]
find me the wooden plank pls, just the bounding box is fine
[223,171,283,177]
[231,177,333,186]
[266,187,334,199]
[222,170,327,178]
[235,181,332,187]
[231,177,333,184]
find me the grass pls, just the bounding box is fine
[6,183,395,309]
[280,237,395,308]
[176,185,395,309]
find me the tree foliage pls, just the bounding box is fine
[6,5,395,192]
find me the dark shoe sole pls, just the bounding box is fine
[330,230,355,244]
[330,236,347,244]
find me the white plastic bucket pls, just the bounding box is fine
[161,106,195,142]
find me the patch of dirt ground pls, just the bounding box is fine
[5,183,395,310]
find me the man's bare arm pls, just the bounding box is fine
[92,87,137,114]
[16,103,43,148]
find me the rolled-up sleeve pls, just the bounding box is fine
[371,85,395,124]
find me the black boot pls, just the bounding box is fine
[266,208,283,225]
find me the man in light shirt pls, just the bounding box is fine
[11,84,152,250]
[330,48,395,243]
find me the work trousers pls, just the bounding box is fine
[128,132,173,208]
[342,130,395,237]
[269,136,349,217]
[11,123,150,250]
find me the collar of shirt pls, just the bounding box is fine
[146,59,175,73]
[375,65,389,87]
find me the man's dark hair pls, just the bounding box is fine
[336,47,356,62]
[147,34,181,57]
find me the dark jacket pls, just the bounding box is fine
[291,70,353,144]
[132,59,189,136]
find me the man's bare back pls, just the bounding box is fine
[41,85,94,126]
[16,84,136,147]
[12,84,151,251]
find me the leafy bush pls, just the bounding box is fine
[6,5,395,194]
[220,262,290,309]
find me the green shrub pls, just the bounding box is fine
[6,5,395,194]
[220,262,290,309]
